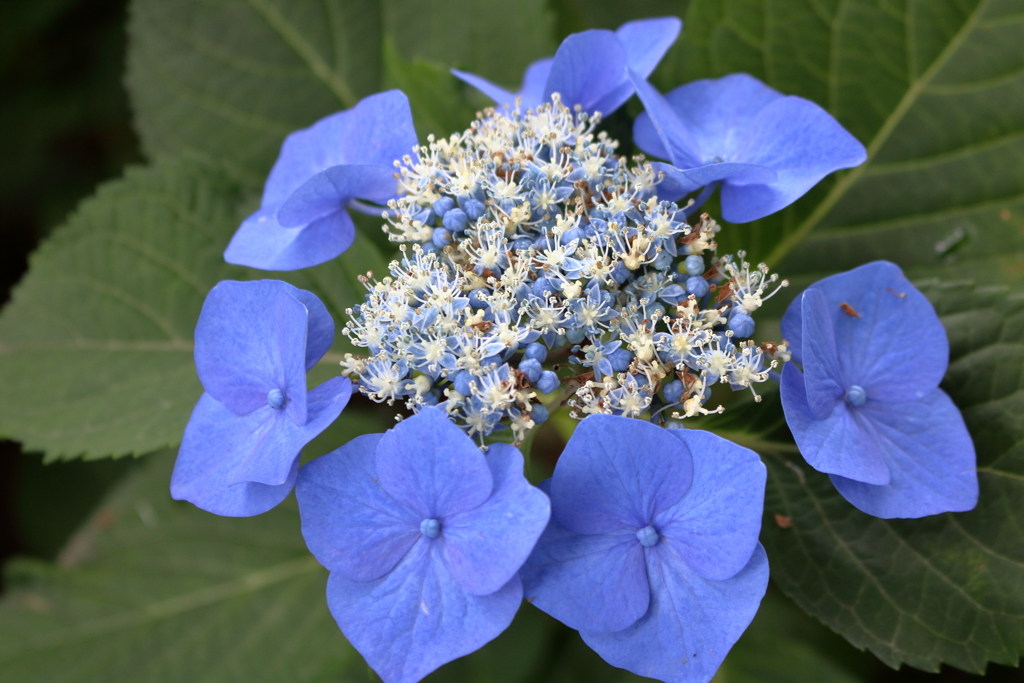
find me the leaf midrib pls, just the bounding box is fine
[764,0,991,267]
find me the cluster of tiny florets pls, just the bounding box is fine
[341,96,789,442]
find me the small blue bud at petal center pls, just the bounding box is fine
[846,385,867,407]
[420,518,441,538]
[267,389,286,410]
[636,525,659,547]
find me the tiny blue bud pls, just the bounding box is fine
[420,518,441,538]
[442,208,469,232]
[662,379,684,404]
[267,389,286,410]
[511,237,534,252]
[684,254,705,276]
[560,227,585,245]
[524,342,547,363]
[530,403,549,424]
[468,289,490,309]
[519,358,542,383]
[536,370,559,394]
[566,327,586,344]
[636,525,659,547]
[461,198,486,220]
[846,385,867,407]
[432,196,455,216]
[432,228,451,248]
[611,263,630,284]
[665,421,685,430]
[729,312,755,338]
[685,275,710,298]
[533,277,555,299]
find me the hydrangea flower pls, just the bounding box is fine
[296,407,550,683]
[452,17,681,116]
[171,280,351,516]
[629,72,867,223]
[224,91,417,270]
[520,415,768,683]
[340,97,789,441]
[779,261,979,518]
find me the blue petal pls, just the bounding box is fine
[781,364,891,485]
[375,407,493,518]
[649,163,702,200]
[657,429,765,581]
[628,73,702,168]
[551,414,693,534]
[582,544,769,683]
[224,204,356,270]
[784,261,948,403]
[799,289,846,419]
[681,162,776,187]
[327,541,522,683]
[520,498,649,633]
[260,90,415,206]
[544,30,628,114]
[520,58,553,108]
[193,281,309,418]
[278,164,398,227]
[296,434,421,581]
[287,288,334,371]
[170,377,350,516]
[831,389,979,518]
[721,95,867,222]
[636,73,783,165]
[450,69,517,109]
[616,18,682,79]
[442,444,550,595]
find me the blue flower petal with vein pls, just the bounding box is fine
[171,280,351,516]
[780,261,979,518]
[224,90,417,270]
[630,72,867,223]
[296,407,550,683]
[452,17,681,117]
[520,415,768,683]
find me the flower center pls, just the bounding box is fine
[845,385,867,407]
[420,518,441,538]
[267,389,286,410]
[636,525,659,547]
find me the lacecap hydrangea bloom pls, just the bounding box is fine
[340,96,791,442]
[453,17,681,116]
[172,280,351,516]
[630,72,867,222]
[780,261,978,518]
[296,407,549,683]
[172,13,926,683]
[520,415,768,683]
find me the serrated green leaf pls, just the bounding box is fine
[383,0,555,89]
[126,0,382,182]
[0,158,383,461]
[0,449,359,683]
[744,282,1024,673]
[673,0,1024,283]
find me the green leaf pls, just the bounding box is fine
[746,282,1024,672]
[712,589,868,683]
[0,449,360,682]
[382,0,555,89]
[126,0,382,181]
[674,0,1024,283]
[0,158,383,461]
[383,38,478,142]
